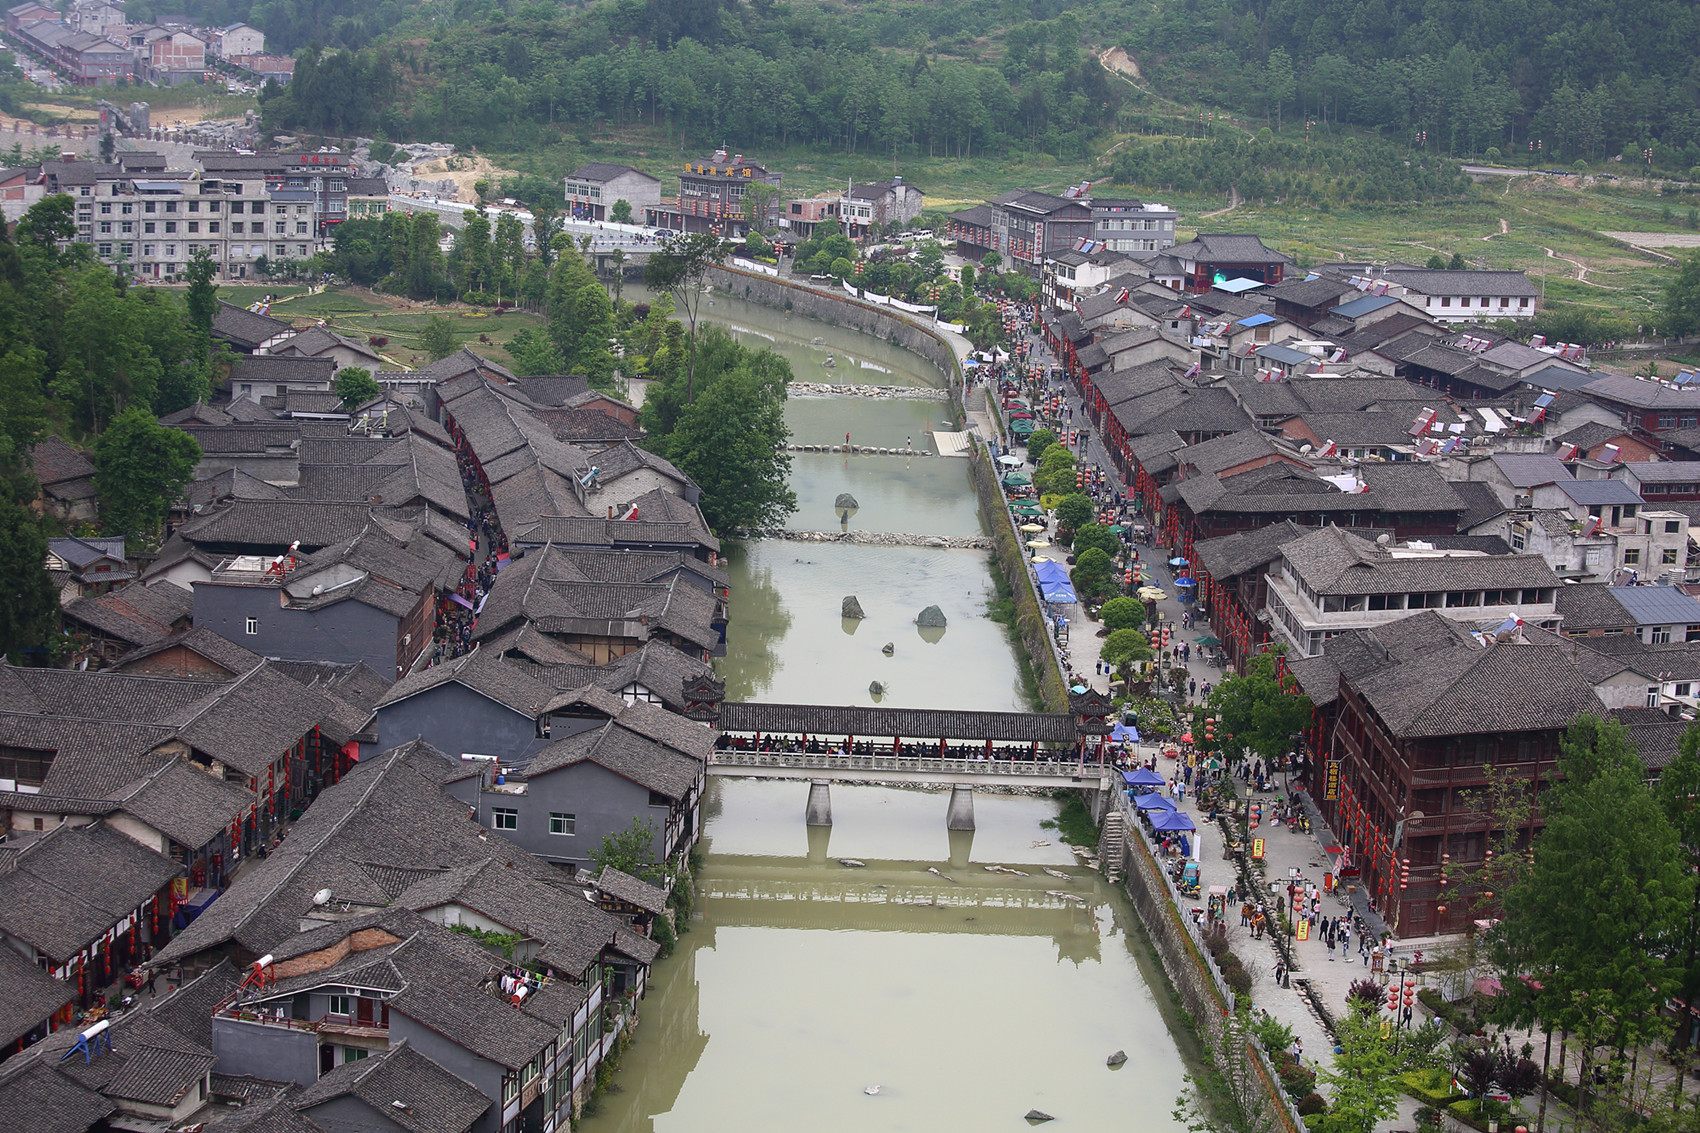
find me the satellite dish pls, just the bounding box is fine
[313,888,332,906]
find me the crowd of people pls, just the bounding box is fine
[426,418,515,668]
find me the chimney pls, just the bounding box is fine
[607,505,614,519]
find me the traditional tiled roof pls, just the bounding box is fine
[522,718,705,799]
[569,161,657,183]
[0,821,182,964]
[1381,267,1537,297]
[1165,233,1292,264]
[113,756,256,850]
[0,1059,116,1133]
[178,499,435,552]
[114,625,267,678]
[61,582,193,646]
[294,1040,489,1133]
[228,354,336,388]
[1450,480,1508,531]
[29,435,96,488]
[1557,585,1632,629]
[151,741,641,977]
[210,301,292,351]
[272,325,384,364]
[0,942,75,1048]
[1278,526,1557,596]
[596,866,669,916]
[1193,520,1308,580]
[1607,585,1700,626]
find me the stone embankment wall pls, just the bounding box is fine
[788,382,950,400]
[966,440,1070,714]
[706,265,963,390]
[747,529,993,550]
[1118,828,1304,1133]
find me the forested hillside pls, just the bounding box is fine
[259,0,1119,159]
[1125,0,1700,167]
[210,0,1699,172]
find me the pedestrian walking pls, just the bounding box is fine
[1189,678,1198,699]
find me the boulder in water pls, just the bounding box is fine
[842,596,866,619]
[1025,1111,1055,1124]
[881,642,894,655]
[915,605,948,628]
[834,492,859,510]
[869,680,886,695]
[1106,1050,1128,1068]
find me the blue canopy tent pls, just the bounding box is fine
[1041,580,1078,603]
[1150,810,1197,832]
[1134,792,1177,811]
[1126,767,1166,787]
[1110,722,1140,743]
[1034,560,1071,585]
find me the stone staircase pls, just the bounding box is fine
[1096,806,1127,881]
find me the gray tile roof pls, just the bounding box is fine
[114,756,257,850]
[1583,374,1700,410]
[1382,267,1537,297]
[0,821,182,964]
[1554,583,1638,632]
[0,941,75,1048]
[1556,478,1643,506]
[1193,520,1308,580]
[151,741,641,981]
[1356,463,1467,512]
[29,435,96,489]
[61,582,193,646]
[179,499,441,553]
[0,1059,116,1133]
[1624,461,1700,482]
[522,718,705,799]
[229,354,336,387]
[1451,480,1509,530]
[596,866,670,916]
[114,625,266,679]
[1278,526,1558,596]
[55,1011,217,1110]
[1488,453,1572,488]
[294,1039,489,1133]
[1349,634,1604,738]
[210,301,292,350]
[570,162,657,183]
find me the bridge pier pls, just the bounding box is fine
[946,784,975,831]
[805,780,833,826]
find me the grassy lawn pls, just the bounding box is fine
[247,285,545,369]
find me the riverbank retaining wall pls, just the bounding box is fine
[705,264,963,392]
[968,438,1070,715]
[1118,812,1306,1133]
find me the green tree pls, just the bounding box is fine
[1313,1012,1420,1133]
[960,263,975,290]
[93,408,201,539]
[589,816,664,884]
[1500,714,1691,1112]
[333,366,381,410]
[0,501,56,661]
[1207,652,1313,765]
[1448,252,1467,270]
[1101,627,1153,684]
[1661,250,1700,338]
[1100,596,1145,632]
[1426,254,1449,269]
[507,327,567,376]
[741,181,779,235]
[665,358,797,531]
[1053,491,1093,531]
[981,251,1002,272]
[1071,547,1116,603]
[1072,522,1120,559]
[1034,446,1079,497]
[1661,731,1700,1065]
[609,199,634,225]
[1026,427,1054,463]
[419,315,459,361]
[1265,48,1295,131]
[183,248,218,364]
[644,230,728,405]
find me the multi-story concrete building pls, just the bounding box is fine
[1089,198,1176,253]
[214,21,264,59]
[841,176,923,239]
[646,148,781,238]
[563,162,661,223]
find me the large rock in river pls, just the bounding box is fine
[915,605,948,628]
[835,492,859,510]
[842,595,866,619]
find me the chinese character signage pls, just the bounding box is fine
[1323,759,1341,801]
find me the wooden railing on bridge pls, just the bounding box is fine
[708,750,1108,782]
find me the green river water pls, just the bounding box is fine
[579,288,1190,1132]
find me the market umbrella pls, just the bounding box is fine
[1107,525,1125,534]
[1194,636,1221,647]
[1010,421,1035,435]
[1011,503,1042,513]
[1150,810,1197,833]
[997,454,1025,467]
[1179,732,1193,743]
[1008,409,1034,420]
[1137,586,1167,601]
[1026,539,1051,549]
[1168,557,1190,567]
[1002,472,1031,486]
[1020,522,1046,533]
[1135,792,1178,811]
[1127,767,1167,787]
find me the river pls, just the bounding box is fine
[579,285,1191,1132]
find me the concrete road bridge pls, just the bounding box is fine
[712,700,1115,831]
